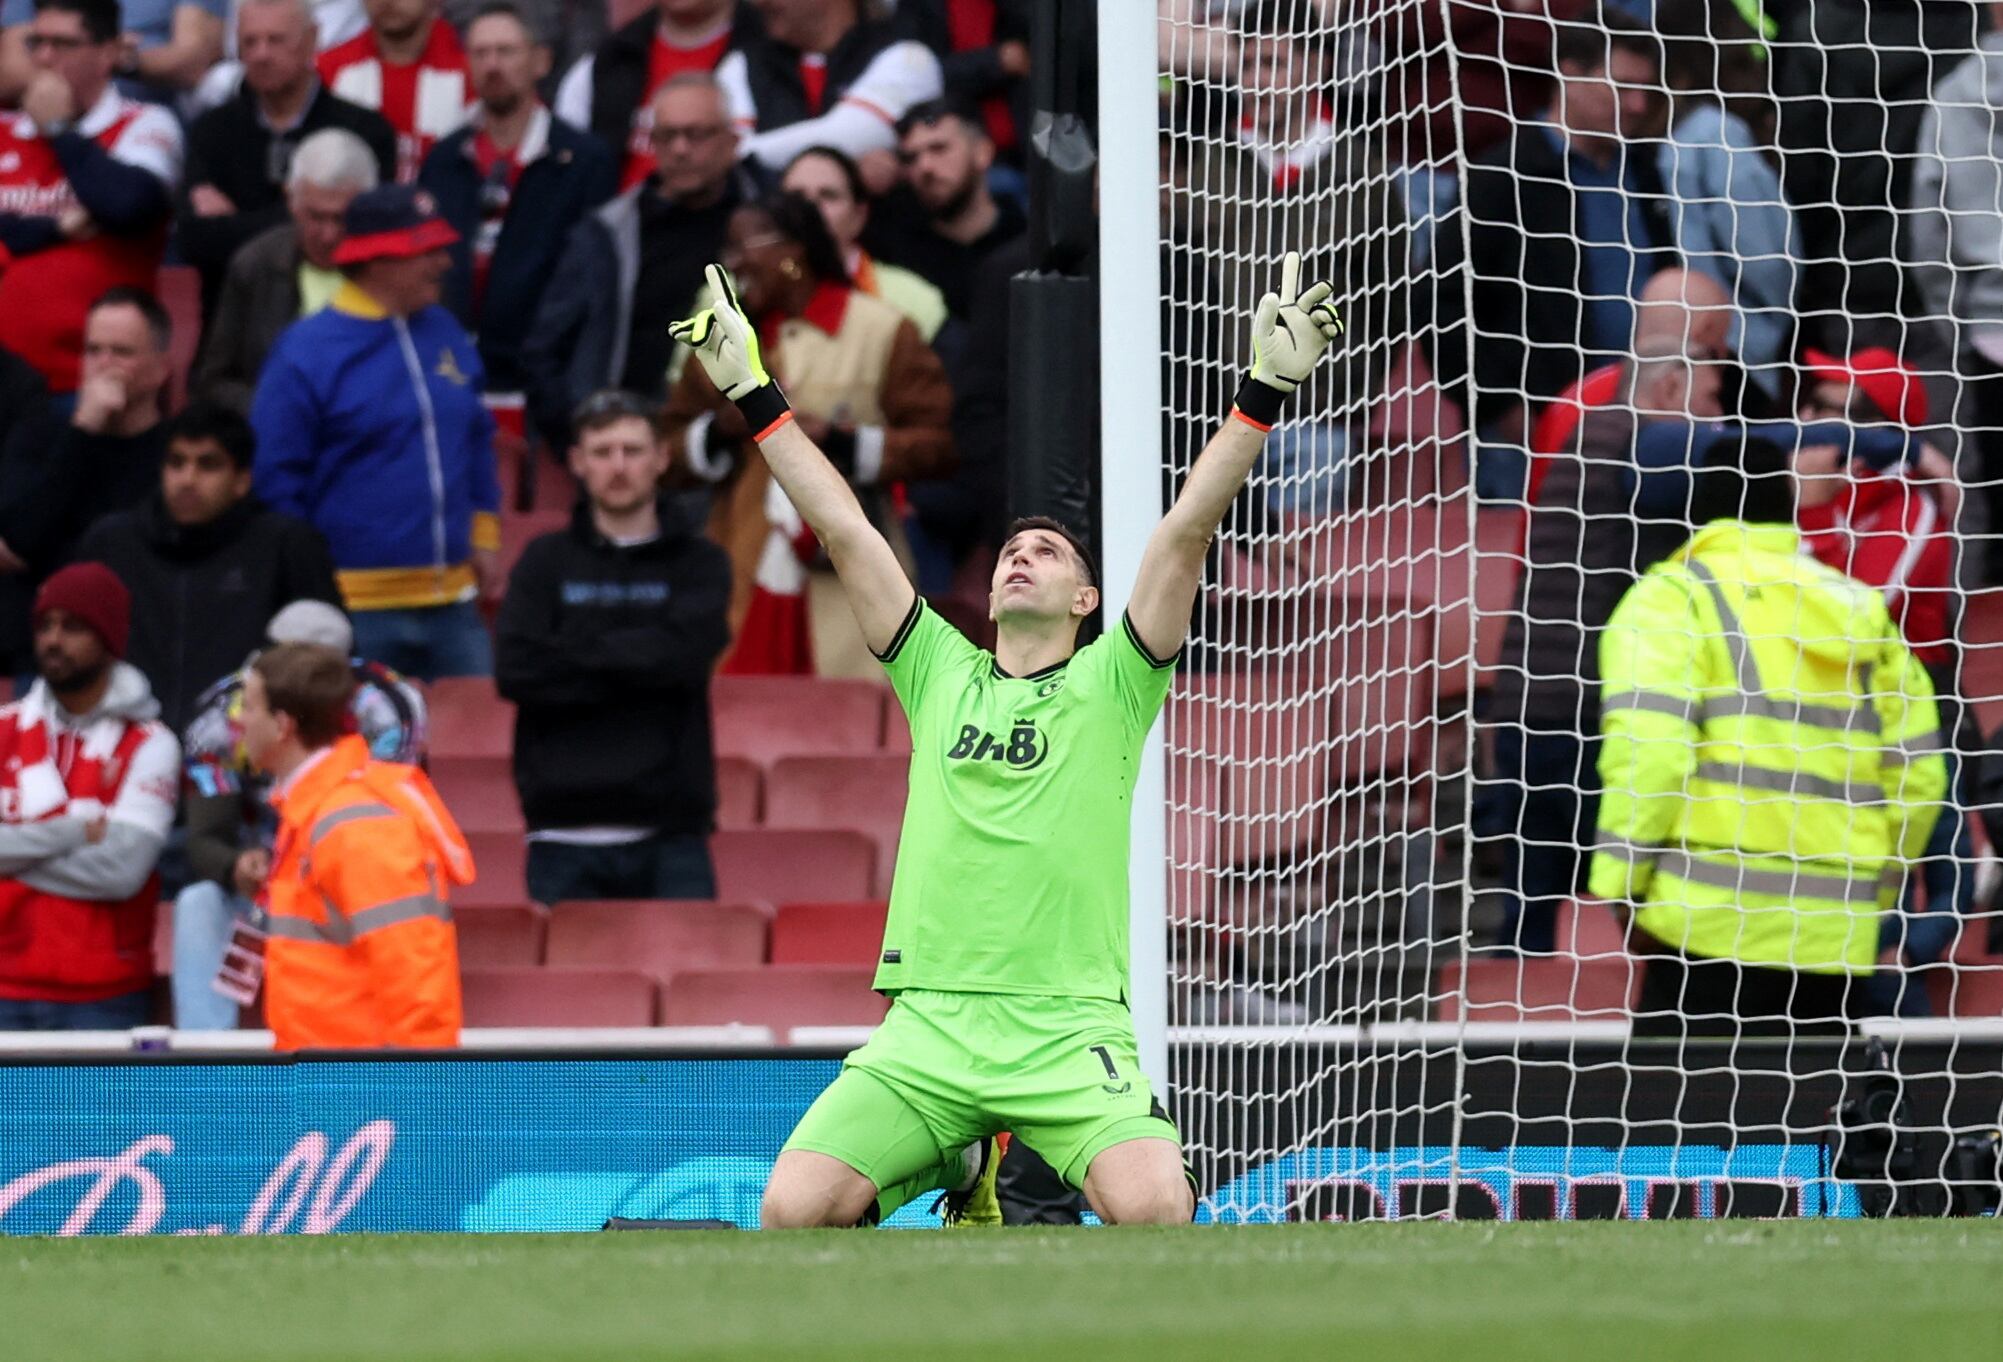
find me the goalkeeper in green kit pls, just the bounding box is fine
[670,252,1341,1228]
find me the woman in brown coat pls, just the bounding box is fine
[662,192,955,676]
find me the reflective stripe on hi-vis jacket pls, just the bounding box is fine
[1587,520,1948,975]
[263,736,473,1048]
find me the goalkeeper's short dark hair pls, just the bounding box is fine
[1004,517,1098,589]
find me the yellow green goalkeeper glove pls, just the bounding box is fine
[668,263,793,436]
[1235,250,1342,430]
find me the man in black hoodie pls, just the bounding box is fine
[73,401,341,733]
[496,389,732,905]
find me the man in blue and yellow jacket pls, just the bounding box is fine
[1588,437,1947,1036]
[249,184,502,681]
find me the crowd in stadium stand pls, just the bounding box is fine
[2,0,2003,1036]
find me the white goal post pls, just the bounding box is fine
[1118,0,2003,1221]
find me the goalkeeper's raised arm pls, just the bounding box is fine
[670,264,918,655]
[671,254,1340,662]
[1123,251,1341,662]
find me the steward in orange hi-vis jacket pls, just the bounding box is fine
[244,644,472,1050]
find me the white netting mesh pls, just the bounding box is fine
[1156,0,2003,1221]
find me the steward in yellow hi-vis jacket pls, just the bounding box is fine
[1587,439,1947,1037]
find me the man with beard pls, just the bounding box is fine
[863,98,1022,319]
[419,1,614,395]
[0,564,180,1030]
[495,389,731,905]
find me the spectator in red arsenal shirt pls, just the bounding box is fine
[554,0,746,193]
[0,563,180,1032]
[719,0,941,187]
[0,0,181,394]
[419,2,614,395]
[895,0,1029,169]
[1791,346,1970,1013]
[318,0,471,183]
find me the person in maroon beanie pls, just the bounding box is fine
[0,562,180,1031]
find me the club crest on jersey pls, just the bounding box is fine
[947,718,1048,769]
[1036,676,1066,698]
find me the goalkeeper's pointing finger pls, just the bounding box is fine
[1280,249,1301,304]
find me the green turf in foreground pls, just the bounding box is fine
[3,1221,1998,1362]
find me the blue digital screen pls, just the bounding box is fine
[0,1057,1864,1234]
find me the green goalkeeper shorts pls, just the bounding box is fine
[783,989,1180,1192]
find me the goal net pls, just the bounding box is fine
[1153,0,2003,1221]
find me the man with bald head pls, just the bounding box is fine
[1479,283,1736,954]
[179,0,396,312]
[521,71,755,453]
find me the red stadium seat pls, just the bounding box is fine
[429,678,515,759]
[716,755,762,829]
[710,829,875,906]
[712,677,885,768]
[158,264,202,409]
[458,831,529,908]
[659,964,886,1031]
[545,900,768,981]
[454,904,546,967]
[770,902,889,965]
[1435,957,1640,1022]
[460,967,656,1027]
[430,755,522,833]
[883,706,912,754]
[1928,961,2003,1018]
[764,754,908,895]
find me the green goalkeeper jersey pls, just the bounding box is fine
[872,600,1178,1002]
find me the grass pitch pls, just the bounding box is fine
[4,1222,1997,1361]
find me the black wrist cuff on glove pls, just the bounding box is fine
[734,384,792,439]
[1232,376,1288,430]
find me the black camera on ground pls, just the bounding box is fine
[1825,1038,2002,1217]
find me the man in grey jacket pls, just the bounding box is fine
[520,72,755,454]
[193,128,380,413]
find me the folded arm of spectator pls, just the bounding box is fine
[51,132,172,235]
[17,728,178,900]
[1627,420,1924,517]
[725,43,943,172]
[0,212,62,257]
[0,817,93,876]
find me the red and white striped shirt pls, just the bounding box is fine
[319,18,471,182]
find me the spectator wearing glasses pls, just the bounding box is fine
[496,390,731,905]
[1481,292,1729,955]
[521,70,754,454]
[553,0,747,193]
[194,127,380,414]
[177,0,396,319]
[419,1,614,395]
[0,0,182,394]
[781,144,945,342]
[0,0,223,106]
[663,192,953,676]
